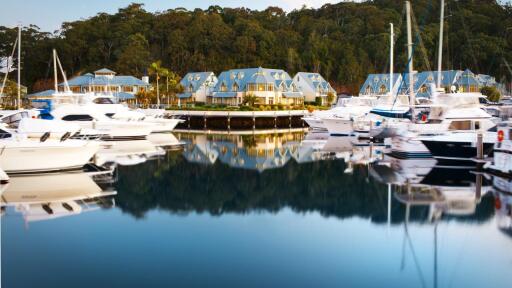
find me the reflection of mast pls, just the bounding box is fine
[401,180,427,288]
[434,222,438,288]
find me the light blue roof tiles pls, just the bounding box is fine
[212,67,297,98]
[27,89,56,98]
[456,69,480,86]
[360,73,402,95]
[178,72,216,98]
[59,72,149,87]
[295,72,335,94]
[94,68,116,74]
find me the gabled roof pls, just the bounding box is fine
[359,73,402,94]
[295,72,335,94]
[213,67,295,95]
[94,68,116,74]
[27,89,56,98]
[180,72,216,92]
[456,69,479,86]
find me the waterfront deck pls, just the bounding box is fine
[165,110,310,130]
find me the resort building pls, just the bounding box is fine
[57,68,150,101]
[358,73,402,97]
[359,69,501,98]
[177,72,217,105]
[292,72,336,105]
[209,67,303,106]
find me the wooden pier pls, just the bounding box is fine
[165,110,309,130]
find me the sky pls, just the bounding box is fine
[1,0,337,32]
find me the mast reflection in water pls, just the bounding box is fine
[2,130,511,288]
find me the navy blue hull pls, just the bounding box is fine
[421,139,494,167]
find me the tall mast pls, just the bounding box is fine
[53,49,58,93]
[437,0,445,89]
[406,1,415,115]
[17,24,21,109]
[390,23,394,96]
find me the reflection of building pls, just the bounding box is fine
[292,72,336,105]
[179,132,305,171]
[177,72,217,105]
[359,69,503,98]
[210,67,303,106]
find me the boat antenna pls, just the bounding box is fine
[389,23,394,97]
[17,24,21,109]
[406,1,415,120]
[53,49,58,93]
[436,0,445,89]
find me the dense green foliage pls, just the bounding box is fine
[481,85,501,102]
[1,0,511,93]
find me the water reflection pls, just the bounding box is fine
[1,172,116,224]
[111,132,495,225]
[3,131,511,288]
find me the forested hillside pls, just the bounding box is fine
[1,0,511,93]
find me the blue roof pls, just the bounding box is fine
[359,73,402,95]
[180,72,216,93]
[213,67,296,97]
[456,69,480,86]
[178,92,193,98]
[213,92,237,98]
[27,89,55,98]
[295,72,335,94]
[60,73,149,87]
[95,68,116,74]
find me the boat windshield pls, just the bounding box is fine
[1,111,29,129]
[376,95,409,106]
[435,94,480,108]
[342,98,376,107]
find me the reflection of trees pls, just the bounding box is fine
[114,152,495,223]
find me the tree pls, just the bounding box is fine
[480,86,501,102]
[116,33,150,77]
[327,92,336,105]
[242,93,257,107]
[148,61,166,106]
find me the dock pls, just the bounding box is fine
[165,110,309,130]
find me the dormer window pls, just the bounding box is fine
[220,82,228,92]
[195,75,200,81]
[238,72,244,79]
[374,77,379,82]
[232,83,239,92]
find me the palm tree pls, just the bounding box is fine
[148,61,164,106]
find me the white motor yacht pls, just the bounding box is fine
[0,127,100,174]
[390,92,497,159]
[485,119,512,176]
[320,97,378,136]
[51,104,153,140]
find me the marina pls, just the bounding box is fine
[2,0,512,287]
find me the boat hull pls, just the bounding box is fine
[322,118,355,136]
[421,139,494,167]
[0,140,99,174]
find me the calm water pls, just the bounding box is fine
[2,130,512,288]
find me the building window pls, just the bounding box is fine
[122,86,132,92]
[419,85,428,93]
[379,85,387,94]
[233,83,239,92]
[365,85,373,94]
[220,83,228,92]
[188,84,194,92]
